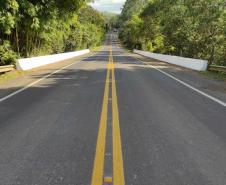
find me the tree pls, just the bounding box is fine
[0,1,106,66]
[119,0,226,66]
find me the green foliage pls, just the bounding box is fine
[0,1,106,66]
[119,0,149,22]
[119,0,226,66]
[0,41,17,65]
[119,15,143,49]
[78,6,105,48]
[103,12,120,31]
[0,0,19,34]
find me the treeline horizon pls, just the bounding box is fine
[0,0,107,66]
[2,0,225,68]
[119,0,226,67]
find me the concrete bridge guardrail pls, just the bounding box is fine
[16,49,90,71]
[134,49,208,71]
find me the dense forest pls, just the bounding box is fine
[103,12,120,31]
[0,0,106,66]
[119,0,226,66]
[1,0,226,68]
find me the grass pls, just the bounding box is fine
[200,71,226,81]
[91,45,103,52]
[0,70,29,84]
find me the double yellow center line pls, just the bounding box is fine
[91,45,125,185]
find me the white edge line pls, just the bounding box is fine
[135,57,226,108]
[0,53,95,103]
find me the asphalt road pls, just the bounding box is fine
[0,33,226,185]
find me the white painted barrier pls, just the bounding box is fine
[134,49,208,71]
[16,49,90,70]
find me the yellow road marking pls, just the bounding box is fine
[91,57,111,185]
[91,43,125,185]
[104,176,113,183]
[108,63,114,69]
[111,47,125,185]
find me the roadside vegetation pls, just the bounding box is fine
[0,0,106,66]
[102,12,120,31]
[201,71,226,81]
[119,0,226,67]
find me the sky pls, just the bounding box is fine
[89,0,126,14]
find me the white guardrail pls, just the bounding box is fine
[16,49,90,71]
[134,49,208,71]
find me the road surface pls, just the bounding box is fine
[0,33,226,185]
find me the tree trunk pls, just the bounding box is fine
[208,45,215,69]
[15,25,20,55]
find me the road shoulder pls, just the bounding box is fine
[131,52,226,104]
[0,53,92,100]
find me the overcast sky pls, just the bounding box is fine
[89,0,126,14]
